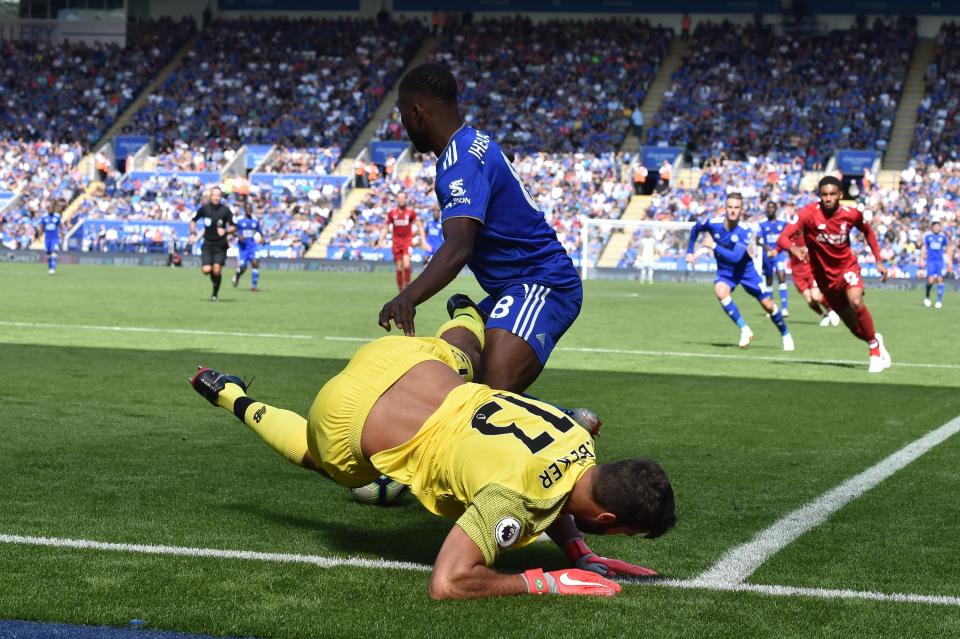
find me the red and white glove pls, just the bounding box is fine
[522,568,620,597]
[563,537,658,578]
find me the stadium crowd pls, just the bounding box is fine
[328,151,633,263]
[613,156,959,276]
[0,18,194,146]
[128,17,426,168]
[262,146,342,175]
[422,17,672,153]
[70,172,339,257]
[646,17,916,168]
[912,22,960,165]
[0,18,193,248]
[0,140,85,248]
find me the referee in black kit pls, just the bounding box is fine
[190,186,236,301]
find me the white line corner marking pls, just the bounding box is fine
[0,533,432,573]
[695,415,960,586]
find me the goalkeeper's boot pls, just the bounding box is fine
[190,366,248,406]
[446,293,489,323]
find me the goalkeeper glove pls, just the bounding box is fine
[522,568,620,597]
[564,537,658,578]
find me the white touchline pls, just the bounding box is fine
[0,533,432,573]
[0,321,314,340]
[3,533,960,607]
[2,322,958,371]
[694,415,960,586]
[557,346,960,371]
[648,579,960,607]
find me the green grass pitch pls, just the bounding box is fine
[1,263,958,638]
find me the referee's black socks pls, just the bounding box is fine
[212,273,222,297]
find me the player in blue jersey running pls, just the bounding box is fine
[921,220,951,309]
[40,202,64,275]
[232,212,265,292]
[686,193,794,351]
[378,63,585,399]
[757,201,789,316]
[423,209,444,262]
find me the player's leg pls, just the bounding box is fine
[777,266,789,316]
[746,275,792,350]
[190,367,318,471]
[925,274,934,307]
[232,254,247,287]
[436,295,486,381]
[713,278,753,347]
[839,285,889,372]
[250,257,261,291]
[200,244,214,293]
[402,251,412,290]
[393,254,404,292]
[474,283,580,393]
[935,269,944,308]
[210,259,223,301]
[45,239,57,274]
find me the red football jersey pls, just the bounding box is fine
[778,202,881,289]
[387,207,417,245]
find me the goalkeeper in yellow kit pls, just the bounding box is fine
[190,296,675,600]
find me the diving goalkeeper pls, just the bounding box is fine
[190,296,675,600]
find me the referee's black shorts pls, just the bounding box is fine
[201,242,228,266]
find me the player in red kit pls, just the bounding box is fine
[780,226,839,328]
[385,192,423,291]
[777,176,891,373]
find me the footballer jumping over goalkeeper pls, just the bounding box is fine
[190,298,675,600]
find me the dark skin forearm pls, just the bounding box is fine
[379,217,479,336]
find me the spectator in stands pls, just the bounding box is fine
[647,18,915,168]
[125,18,426,168]
[913,23,960,164]
[417,17,671,154]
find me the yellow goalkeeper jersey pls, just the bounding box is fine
[370,383,596,565]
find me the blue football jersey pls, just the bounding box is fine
[687,217,754,272]
[425,216,444,252]
[236,217,263,249]
[434,126,579,294]
[924,232,948,262]
[758,219,786,258]
[41,213,62,239]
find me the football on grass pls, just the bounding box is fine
[351,476,408,505]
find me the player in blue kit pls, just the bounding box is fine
[757,201,789,316]
[378,63,585,399]
[921,220,951,309]
[424,209,444,261]
[232,213,265,292]
[40,203,64,275]
[686,193,794,351]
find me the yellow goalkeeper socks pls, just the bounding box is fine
[219,383,309,466]
[436,306,485,350]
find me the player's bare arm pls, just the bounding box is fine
[378,217,479,336]
[857,218,888,282]
[429,525,528,600]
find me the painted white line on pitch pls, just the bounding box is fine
[0,533,431,572]
[557,346,960,371]
[0,321,314,340]
[4,532,960,608]
[695,415,960,586]
[322,338,960,371]
[650,579,960,607]
[2,321,957,371]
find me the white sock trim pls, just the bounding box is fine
[720,296,734,306]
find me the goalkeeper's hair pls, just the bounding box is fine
[399,63,458,104]
[592,458,676,539]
